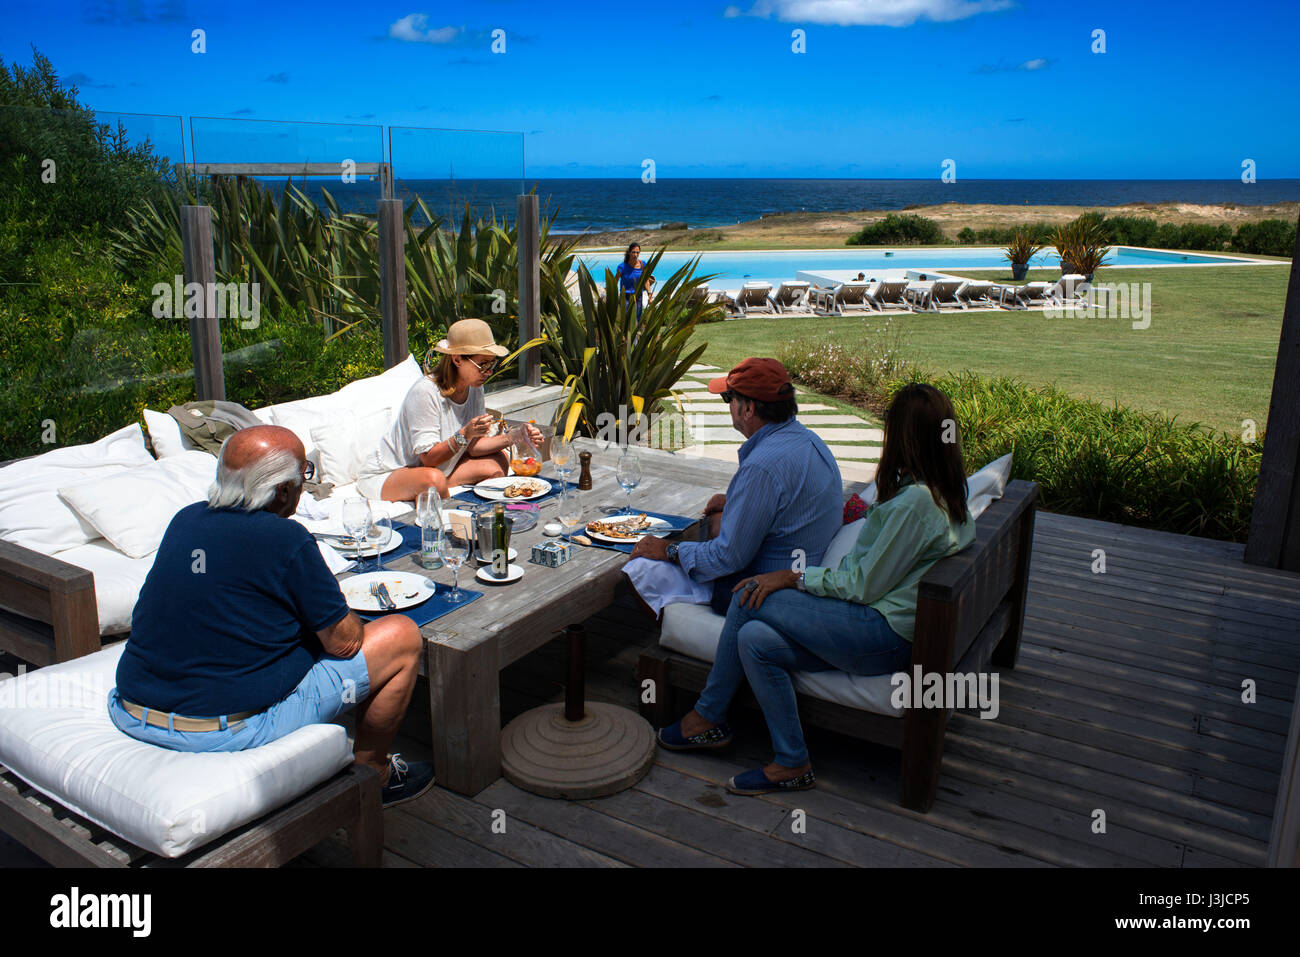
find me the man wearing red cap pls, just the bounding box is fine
[629,355,842,613]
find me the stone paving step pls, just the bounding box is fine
[686,413,870,428]
[678,402,837,413]
[690,426,883,443]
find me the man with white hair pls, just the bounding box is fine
[109,425,434,808]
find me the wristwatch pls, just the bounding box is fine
[794,571,806,592]
[448,429,467,453]
[666,543,680,564]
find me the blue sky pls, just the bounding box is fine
[3,0,1298,178]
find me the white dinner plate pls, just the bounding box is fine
[327,532,404,558]
[584,514,672,544]
[341,572,436,612]
[475,563,525,584]
[472,476,553,502]
[475,546,519,565]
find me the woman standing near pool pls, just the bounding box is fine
[656,383,976,795]
[356,318,544,502]
[615,242,655,319]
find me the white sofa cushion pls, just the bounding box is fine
[57,451,217,559]
[53,539,154,636]
[0,424,154,555]
[0,643,354,859]
[311,407,391,487]
[332,354,422,421]
[660,603,904,717]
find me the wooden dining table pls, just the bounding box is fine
[348,441,728,796]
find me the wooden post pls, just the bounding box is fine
[1244,211,1300,570]
[180,205,225,401]
[517,194,541,387]
[1269,672,1300,866]
[379,162,394,201]
[378,198,409,370]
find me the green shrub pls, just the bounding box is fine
[1154,222,1232,251]
[1233,219,1296,257]
[1102,215,1159,246]
[846,213,946,246]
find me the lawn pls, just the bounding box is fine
[688,264,1290,435]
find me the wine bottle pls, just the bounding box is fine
[492,502,509,578]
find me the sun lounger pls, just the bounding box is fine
[903,278,968,312]
[994,281,1051,309]
[813,281,873,316]
[957,280,995,307]
[771,281,812,314]
[866,279,910,313]
[734,281,775,316]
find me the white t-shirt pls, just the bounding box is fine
[360,377,486,479]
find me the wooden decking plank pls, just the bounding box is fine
[938,750,1266,866]
[473,779,737,868]
[1196,714,1289,756]
[1036,512,1245,560]
[383,806,522,868]
[943,724,1274,843]
[1181,846,1252,867]
[581,779,878,867]
[651,748,1051,867]
[399,786,627,868]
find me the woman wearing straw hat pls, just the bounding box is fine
[356,318,544,502]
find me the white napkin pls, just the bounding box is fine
[623,557,711,615]
[295,490,330,521]
[317,540,357,575]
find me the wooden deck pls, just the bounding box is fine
[299,508,1300,868]
[3,507,1296,868]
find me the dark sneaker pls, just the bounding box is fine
[657,718,734,751]
[726,767,815,796]
[380,754,435,808]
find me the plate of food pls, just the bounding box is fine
[315,530,404,558]
[472,476,552,502]
[340,572,436,612]
[584,513,672,544]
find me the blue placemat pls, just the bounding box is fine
[578,511,698,553]
[356,580,483,626]
[450,479,577,508]
[342,521,421,567]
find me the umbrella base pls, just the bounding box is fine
[500,702,656,800]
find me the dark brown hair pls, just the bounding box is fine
[624,242,640,267]
[731,389,797,424]
[875,383,968,523]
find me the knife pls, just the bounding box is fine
[376,582,398,611]
[314,532,361,547]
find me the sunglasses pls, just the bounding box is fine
[464,357,496,374]
[301,461,315,482]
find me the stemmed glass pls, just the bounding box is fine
[342,497,371,566]
[367,513,393,572]
[615,448,642,515]
[557,490,585,544]
[551,435,574,488]
[439,523,473,603]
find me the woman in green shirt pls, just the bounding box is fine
[658,384,975,795]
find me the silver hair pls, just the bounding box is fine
[207,442,303,512]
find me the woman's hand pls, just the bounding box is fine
[732,569,800,610]
[461,414,495,442]
[524,423,544,448]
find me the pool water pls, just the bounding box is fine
[573,246,1254,288]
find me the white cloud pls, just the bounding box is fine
[388,13,460,44]
[728,0,1014,27]
[723,4,743,15]
[1021,57,1047,70]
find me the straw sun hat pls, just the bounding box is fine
[433,318,509,358]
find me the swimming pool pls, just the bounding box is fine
[573,246,1261,288]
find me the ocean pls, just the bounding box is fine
[275,178,1300,234]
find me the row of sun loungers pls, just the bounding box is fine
[703,274,1094,317]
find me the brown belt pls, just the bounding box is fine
[120,699,258,732]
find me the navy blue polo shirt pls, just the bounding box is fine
[115,502,351,716]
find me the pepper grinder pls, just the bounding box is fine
[577,450,593,490]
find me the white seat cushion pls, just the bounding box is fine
[660,603,904,717]
[55,539,154,636]
[0,644,353,859]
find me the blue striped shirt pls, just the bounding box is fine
[676,418,843,582]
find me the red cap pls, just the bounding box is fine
[707,358,795,403]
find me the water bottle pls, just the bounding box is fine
[418,489,444,569]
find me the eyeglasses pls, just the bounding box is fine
[720,391,734,404]
[465,357,496,374]
[301,461,315,482]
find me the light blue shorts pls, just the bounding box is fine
[107,650,370,753]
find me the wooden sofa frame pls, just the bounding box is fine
[0,762,381,867]
[637,479,1039,813]
[0,539,102,667]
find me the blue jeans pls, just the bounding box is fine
[695,589,912,766]
[107,650,370,753]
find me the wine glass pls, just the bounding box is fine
[342,497,371,563]
[367,513,393,572]
[550,435,574,487]
[439,524,472,603]
[557,490,585,544]
[615,449,642,515]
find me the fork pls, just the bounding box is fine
[369,581,396,611]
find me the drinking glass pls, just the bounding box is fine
[551,435,574,485]
[440,525,473,602]
[615,449,642,514]
[342,497,371,561]
[367,513,393,572]
[557,490,585,544]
